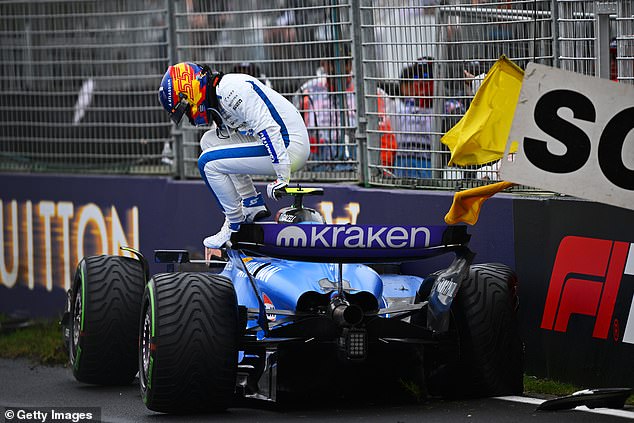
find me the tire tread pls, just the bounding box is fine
[73,255,145,385]
[144,272,238,413]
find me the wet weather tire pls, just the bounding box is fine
[424,263,524,398]
[140,273,239,414]
[69,255,146,385]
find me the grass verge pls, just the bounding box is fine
[524,375,634,406]
[523,375,580,398]
[0,317,68,366]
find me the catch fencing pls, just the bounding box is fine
[0,0,631,190]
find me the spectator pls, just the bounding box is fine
[263,3,350,94]
[390,59,435,179]
[294,43,395,172]
[463,60,487,98]
[184,0,229,62]
[610,37,618,82]
[461,60,516,182]
[391,58,467,179]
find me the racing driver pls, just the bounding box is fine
[158,62,310,250]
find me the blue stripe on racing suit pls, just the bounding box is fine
[197,144,270,211]
[247,81,290,148]
[258,129,279,163]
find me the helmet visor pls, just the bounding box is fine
[170,96,190,127]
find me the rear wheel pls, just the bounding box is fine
[69,255,145,385]
[140,272,239,413]
[423,263,524,398]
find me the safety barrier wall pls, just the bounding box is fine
[1,1,632,190]
[1,172,633,388]
[0,172,513,316]
[514,197,634,387]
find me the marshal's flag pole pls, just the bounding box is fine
[441,55,524,167]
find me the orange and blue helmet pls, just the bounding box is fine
[158,62,214,126]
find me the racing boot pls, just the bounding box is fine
[203,219,242,249]
[242,192,271,223]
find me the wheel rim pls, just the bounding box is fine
[140,304,152,388]
[72,286,82,356]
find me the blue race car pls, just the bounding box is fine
[62,187,523,413]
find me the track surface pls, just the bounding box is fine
[1,358,632,422]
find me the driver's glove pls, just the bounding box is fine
[267,179,288,200]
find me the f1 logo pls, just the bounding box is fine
[541,236,634,343]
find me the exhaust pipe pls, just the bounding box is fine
[329,295,364,327]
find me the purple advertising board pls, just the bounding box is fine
[0,172,514,318]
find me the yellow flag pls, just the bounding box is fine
[441,56,524,167]
[445,181,516,225]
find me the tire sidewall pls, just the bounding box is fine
[69,259,86,375]
[423,263,523,398]
[139,279,156,405]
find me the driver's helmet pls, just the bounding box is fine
[276,207,325,224]
[158,62,210,126]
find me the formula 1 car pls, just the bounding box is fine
[61,187,523,414]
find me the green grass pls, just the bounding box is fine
[523,375,582,398]
[0,317,68,366]
[399,378,426,403]
[524,375,634,405]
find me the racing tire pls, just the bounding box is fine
[423,263,524,398]
[69,255,146,385]
[139,272,239,414]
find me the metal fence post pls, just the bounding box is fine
[351,0,368,186]
[551,0,559,69]
[166,0,185,179]
[595,1,617,79]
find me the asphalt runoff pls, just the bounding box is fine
[1,358,633,422]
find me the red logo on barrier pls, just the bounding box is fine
[541,236,630,339]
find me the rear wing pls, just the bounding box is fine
[230,223,470,263]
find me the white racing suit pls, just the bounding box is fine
[198,73,310,226]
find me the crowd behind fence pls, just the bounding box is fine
[1,0,632,192]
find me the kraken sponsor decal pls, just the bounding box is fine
[275,225,432,249]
